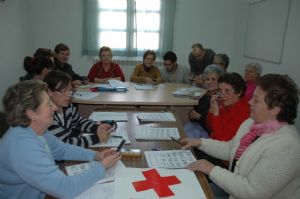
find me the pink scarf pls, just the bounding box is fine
[234,120,285,160]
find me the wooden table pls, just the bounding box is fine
[73,83,203,118]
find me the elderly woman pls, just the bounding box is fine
[88,46,125,83]
[244,62,262,100]
[207,72,249,141]
[181,74,300,199]
[213,53,230,71]
[130,50,162,84]
[0,80,120,198]
[184,64,225,138]
[44,70,113,147]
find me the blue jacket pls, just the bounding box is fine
[0,126,105,199]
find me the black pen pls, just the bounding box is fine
[116,139,126,152]
[111,135,123,139]
[171,136,183,146]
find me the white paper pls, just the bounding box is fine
[137,112,176,122]
[134,84,155,90]
[114,167,206,199]
[66,161,125,184]
[75,181,114,199]
[144,150,196,169]
[89,112,128,122]
[135,127,180,140]
[72,92,100,100]
[89,129,130,147]
[108,79,128,88]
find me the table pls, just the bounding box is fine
[47,111,214,199]
[73,83,203,118]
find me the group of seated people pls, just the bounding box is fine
[0,42,299,199]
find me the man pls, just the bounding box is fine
[188,44,215,87]
[160,51,190,84]
[54,43,87,86]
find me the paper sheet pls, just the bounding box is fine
[114,167,206,199]
[144,150,196,169]
[89,112,128,122]
[137,112,176,122]
[74,181,114,199]
[135,127,180,140]
[66,161,125,184]
[72,92,100,100]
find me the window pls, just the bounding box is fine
[83,0,176,57]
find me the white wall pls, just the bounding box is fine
[0,0,33,110]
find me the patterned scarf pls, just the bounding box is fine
[234,120,285,160]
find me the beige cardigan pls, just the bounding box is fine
[200,118,300,199]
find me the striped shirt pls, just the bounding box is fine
[48,104,99,147]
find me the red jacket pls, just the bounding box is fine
[88,62,125,82]
[207,97,250,141]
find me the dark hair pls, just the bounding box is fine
[44,70,72,91]
[33,48,54,59]
[192,43,203,50]
[54,43,70,54]
[3,80,48,127]
[258,74,299,124]
[98,46,113,58]
[163,51,177,62]
[218,72,246,97]
[23,57,54,75]
[143,50,156,60]
[215,53,230,69]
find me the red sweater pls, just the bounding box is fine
[88,62,125,82]
[207,97,250,141]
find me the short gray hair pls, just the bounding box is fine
[2,80,48,127]
[203,64,226,78]
[245,62,263,75]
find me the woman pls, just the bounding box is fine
[181,74,300,199]
[207,72,249,141]
[213,53,230,71]
[0,80,120,199]
[184,64,225,138]
[44,70,113,147]
[244,62,262,100]
[130,50,162,84]
[88,46,125,83]
[21,56,54,81]
[54,43,87,86]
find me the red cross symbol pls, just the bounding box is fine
[132,168,181,197]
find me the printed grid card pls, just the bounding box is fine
[144,150,196,169]
[137,112,176,122]
[135,127,180,140]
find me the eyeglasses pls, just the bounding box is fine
[55,88,74,96]
[218,89,235,96]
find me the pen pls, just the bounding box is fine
[111,135,123,139]
[116,139,126,152]
[171,136,183,146]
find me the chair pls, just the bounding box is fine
[0,112,9,138]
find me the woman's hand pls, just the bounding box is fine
[94,149,116,161]
[180,138,202,150]
[187,159,215,175]
[96,123,114,143]
[188,109,201,120]
[72,80,82,87]
[210,94,220,115]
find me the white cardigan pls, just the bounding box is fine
[200,118,300,199]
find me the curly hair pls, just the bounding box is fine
[2,80,47,127]
[258,74,299,124]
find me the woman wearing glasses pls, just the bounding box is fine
[44,70,114,147]
[88,46,125,83]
